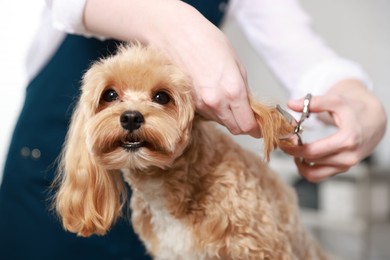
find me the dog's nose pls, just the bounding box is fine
[120,111,144,131]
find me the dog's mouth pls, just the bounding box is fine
[121,136,147,151]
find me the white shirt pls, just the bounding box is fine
[31,0,371,101]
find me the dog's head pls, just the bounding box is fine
[55,44,194,236]
[80,44,194,171]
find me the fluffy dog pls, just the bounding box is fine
[54,44,327,259]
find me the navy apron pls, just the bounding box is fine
[0,1,228,259]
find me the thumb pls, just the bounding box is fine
[287,95,338,113]
[288,95,338,125]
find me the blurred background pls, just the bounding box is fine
[0,0,389,259]
[224,1,390,259]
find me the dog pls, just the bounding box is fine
[54,43,327,259]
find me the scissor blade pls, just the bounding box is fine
[276,105,296,125]
[275,105,299,140]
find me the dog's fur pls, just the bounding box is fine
[54,44,327,259]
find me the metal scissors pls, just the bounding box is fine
[276,93,312,146]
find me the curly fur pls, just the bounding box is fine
[54,43,327,259]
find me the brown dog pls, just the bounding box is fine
[54,43,327,260]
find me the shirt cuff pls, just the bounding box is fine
[293,57,373,100]
[49,0,89,36]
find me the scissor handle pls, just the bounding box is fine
[298,93,312,125]
[276,93,312,146]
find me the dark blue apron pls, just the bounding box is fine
[0,1,227,259]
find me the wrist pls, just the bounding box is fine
[325,78,386,125]
[326,78,369,95]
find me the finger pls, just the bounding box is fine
[201,101,243,135]
[294,157,349,183]
[282,130,353,160]
[280,143,304,156]
[230,101,261,138]
[288,95,342,114]
[219,108,243,135]
[196,84,242,134]
[222,73,260,137]
[300,150,360,169]
[231,67,262,138]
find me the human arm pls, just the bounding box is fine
[230,0,387,181]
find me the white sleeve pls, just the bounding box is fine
[228,0,372,99]
[45,0,89,36]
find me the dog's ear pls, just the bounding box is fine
[54,102,126,237]
[250,98,295,161]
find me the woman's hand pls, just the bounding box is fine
[156,9,260,137]
[282,79,387,182]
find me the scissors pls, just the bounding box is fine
[276,93,312,146]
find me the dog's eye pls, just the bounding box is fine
[102,89,119,102]
[153,91,171,105]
